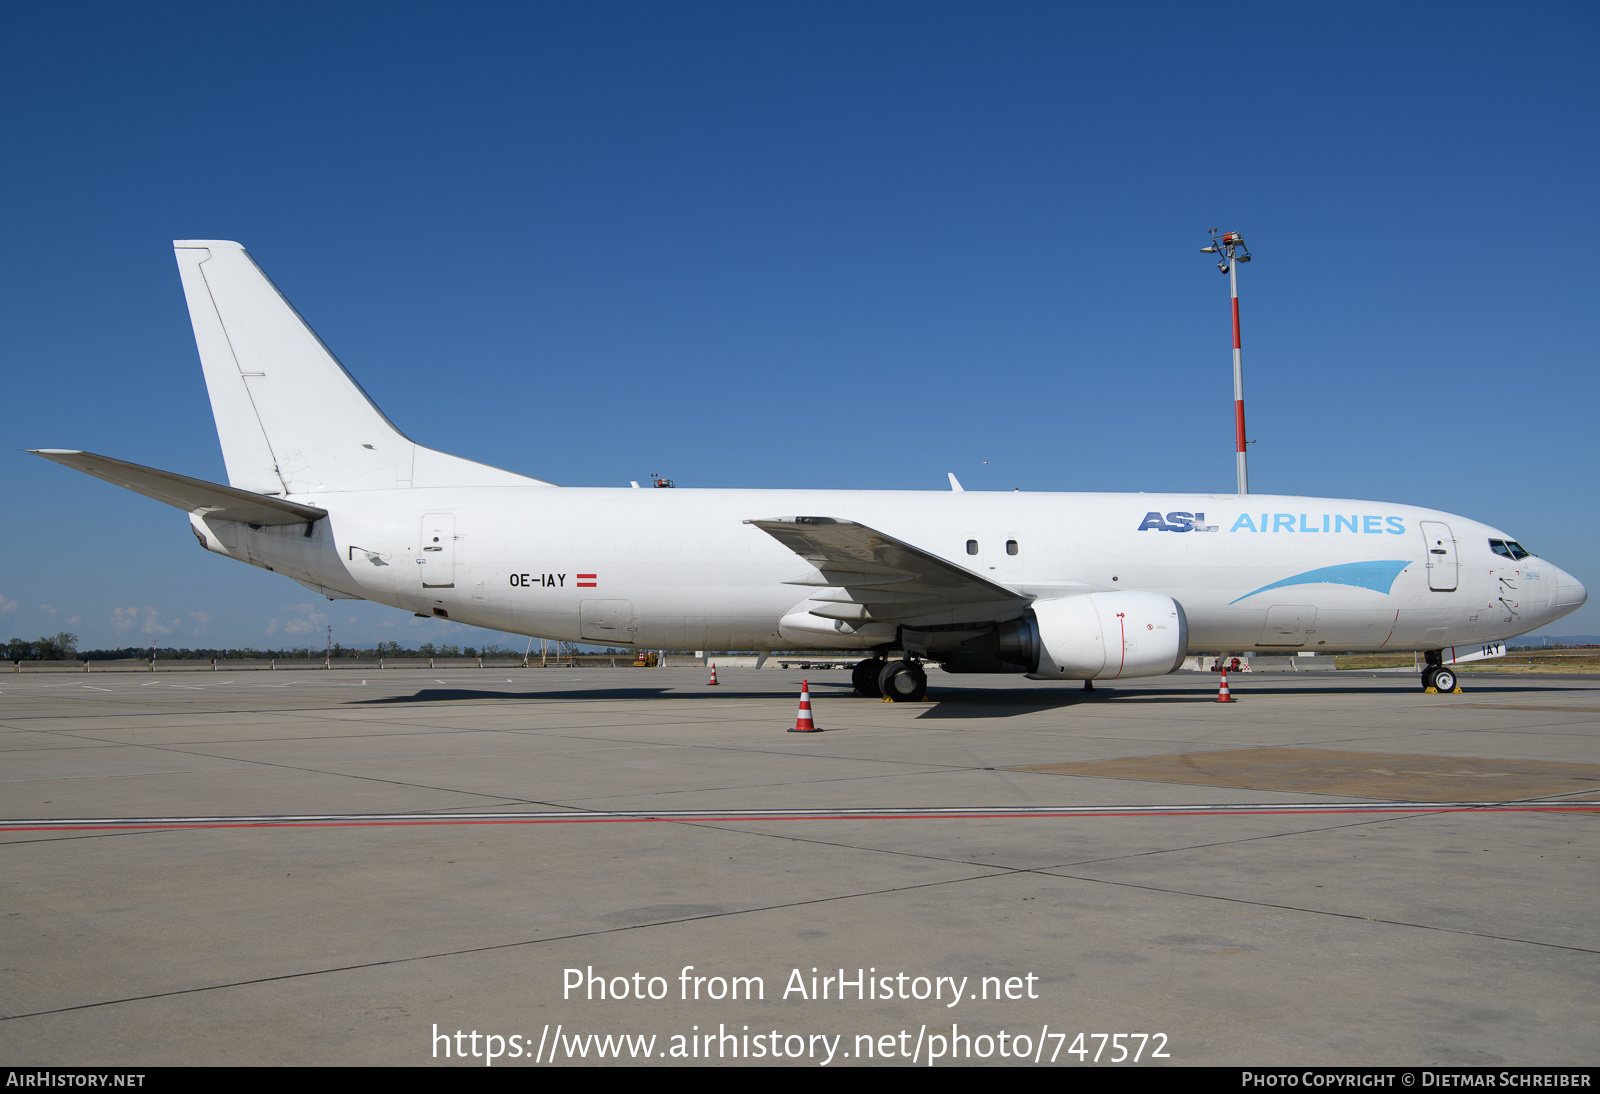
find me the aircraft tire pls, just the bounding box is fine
[878,659,927,702]
[1421,666,1439,691]
[1432,666,1457,693]
[852,659,886,697]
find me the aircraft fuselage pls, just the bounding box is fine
[191,485,1583,655]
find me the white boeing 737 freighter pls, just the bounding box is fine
[32,241,1588,700]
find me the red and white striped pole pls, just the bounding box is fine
[1205,229,1252,495]
[1228,242,1248,495]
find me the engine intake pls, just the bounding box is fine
[1026,591,1188,679]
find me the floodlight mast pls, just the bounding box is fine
[1201,229,1253,494]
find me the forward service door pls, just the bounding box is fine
[1420,521,1458,592]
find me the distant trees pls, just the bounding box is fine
[6,633,79,661]
[25,639,535,662]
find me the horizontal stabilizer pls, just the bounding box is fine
[30,450,327,526]
[292,577,363,600]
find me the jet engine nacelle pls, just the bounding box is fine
[1025,591,1188,680]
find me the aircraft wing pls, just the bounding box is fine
[30,450,328,526]
[747,516,1028,621]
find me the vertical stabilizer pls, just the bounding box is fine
[173,241,550,494]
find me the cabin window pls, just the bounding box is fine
[1006,540,1019,556]
[966,539,978,555]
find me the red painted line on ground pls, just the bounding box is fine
[3,803,1595,833]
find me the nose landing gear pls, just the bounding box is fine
[1421,657,1459,694]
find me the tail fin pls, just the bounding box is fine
[173,240,553,494]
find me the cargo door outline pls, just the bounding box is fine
[1258,604,1317,646]
[420,514,457,589]
[580,599,638,644]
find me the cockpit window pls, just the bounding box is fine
[1489,539,1531,561]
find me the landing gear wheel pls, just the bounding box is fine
[878,659,927,702]
[1432,666,1457,693]
[1421,666,1438,690]
[852,659,886,697]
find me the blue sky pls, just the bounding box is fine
[4,1,1596,650]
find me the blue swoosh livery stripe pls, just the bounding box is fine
[1229,560,1411,605]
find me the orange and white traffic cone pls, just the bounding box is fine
[708,663,719,685]
[789,680,820,732]
[1217,669,1235,703]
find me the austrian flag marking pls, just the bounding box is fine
[576,573,598,588]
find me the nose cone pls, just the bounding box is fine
[1551,565,1588,619]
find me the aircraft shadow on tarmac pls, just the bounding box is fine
[352,684,1127,718]
[358,687,728,704]
[352,677,1587,718]
[911,679,1594,717]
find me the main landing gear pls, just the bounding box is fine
[879,659,928,702]
[852,658,885,697]
[852,657,928,702]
